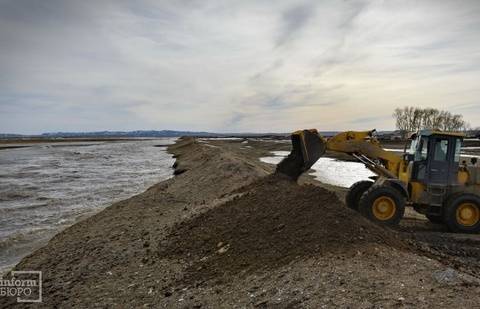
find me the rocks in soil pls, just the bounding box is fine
[159,174,405,285]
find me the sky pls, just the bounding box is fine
[0,0,479,134]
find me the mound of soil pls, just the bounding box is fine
[159,174,405,287]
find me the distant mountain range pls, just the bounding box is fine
[40,130,222,138]
[0,130,405,139]
[0,130,289,139]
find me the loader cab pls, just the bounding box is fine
[408,130,463,186]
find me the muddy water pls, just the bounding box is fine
[0,139,175,273]
[261,151,375,188]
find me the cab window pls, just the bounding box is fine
[414,137,428,161]
[433,139,449,161]
[420,138,428,160]
[454,138,462,162]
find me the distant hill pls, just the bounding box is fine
[0,130,289,139]
[0,133,24,138]
[0,129,406,139]
[39,130,221,138]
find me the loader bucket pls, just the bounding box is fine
[275,129,326,180]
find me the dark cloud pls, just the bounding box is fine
[275,2,316,47]
[0,0,89,24]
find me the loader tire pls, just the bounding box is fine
[346,181,373,211]
[359,185,405,226]
[443,194,480,233]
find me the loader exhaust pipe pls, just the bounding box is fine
[275,129,326,180]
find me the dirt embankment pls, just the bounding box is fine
[2,138,480,308]
[159,174,405,286]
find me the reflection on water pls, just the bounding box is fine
[260,152,375,188]
[0,139,176,273]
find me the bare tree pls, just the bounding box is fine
[393,108,408,133]
[393,106,468,132]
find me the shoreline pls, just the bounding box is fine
[0,137,159,151]
[2,137,480,307]
[0,138,176,276]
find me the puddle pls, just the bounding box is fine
[260,152,374,188]
[309,158,375,188]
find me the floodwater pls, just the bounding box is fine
[0,139,176,273]
[261,148,479,188]
[260,151,375,188]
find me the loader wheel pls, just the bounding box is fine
[426,214,444,224]
[346,181,373,211]
[359,186,405,226]
[444,194,480,233]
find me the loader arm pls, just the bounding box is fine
[276,129,404,180]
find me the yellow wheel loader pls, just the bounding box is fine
[277,129,480,233]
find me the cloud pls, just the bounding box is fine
[350,115,390,125]
[275,2,317,47]
[0,0,479,134]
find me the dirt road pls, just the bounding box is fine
[2,137,480,308]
